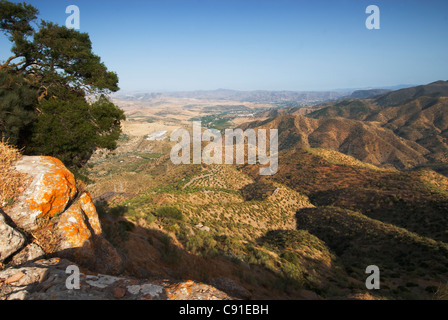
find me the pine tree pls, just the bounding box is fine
[0,0,125,169]
[0,70,37,145]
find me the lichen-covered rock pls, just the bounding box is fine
[53,194,122,275]
[57,199,93,249]
[0,212,26,263]
[3,156,122,275]
[164,280,232,300]
[53,199,96,265]
[9,243,45,266]
[4,156,77,231]
[0,259,233,300]
[79,192,102,235]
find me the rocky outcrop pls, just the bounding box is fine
[0,258,232,300]
[0,212,26,262]
[1,156,122,275]
[9,243,45,266]
[6,156,77,231]
[0,155,230,301]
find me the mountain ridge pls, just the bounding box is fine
[288,81,448,172]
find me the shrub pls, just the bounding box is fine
[118,220,135,232]
[145,212,156,225]
[159,234,181,265]
[154,206,184,221]
[281,251,300,264]
[240,181,276,201]
[186,234,204,254]
[95,201,128,218]
[186,233,218,258]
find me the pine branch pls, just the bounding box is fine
[0,55,18,69]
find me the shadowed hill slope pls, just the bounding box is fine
[240,146,448,298]
[242,148,448,243]
[295,206,448,299]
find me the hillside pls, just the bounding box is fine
[90,158,349,299]
[243,147,448,241]
[240,146,448,299]
[72,87,448,300]
[242,114,428,169]
[351,89,392,99]
[374,81,448,107]
[80,118,448,300]
[300,82,447,175]
[296,206,448,298]
[86,139,448,299]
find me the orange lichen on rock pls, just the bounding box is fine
[27,157,77,219]
[4,155,122,275]
[165,280,195,300]
[80,192,102,235]
[57,201,92,248]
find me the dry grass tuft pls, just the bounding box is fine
[0,140,28,207]
[436,282,448,300]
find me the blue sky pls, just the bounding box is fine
[1,0,447,92]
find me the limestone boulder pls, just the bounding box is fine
[4,156,77,231]
[9,243,45,266]
[0,212,26,263]
[3,156,122,274]
[54,193,122,275]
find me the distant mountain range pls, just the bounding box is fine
[113,89,348,104]
[243,80,448,174]
[307,81,448,167]
[350,89,392,99]
[114,84,419,105]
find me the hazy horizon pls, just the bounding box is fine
[113,83,420,95]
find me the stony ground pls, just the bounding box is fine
[0,258,232,300]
